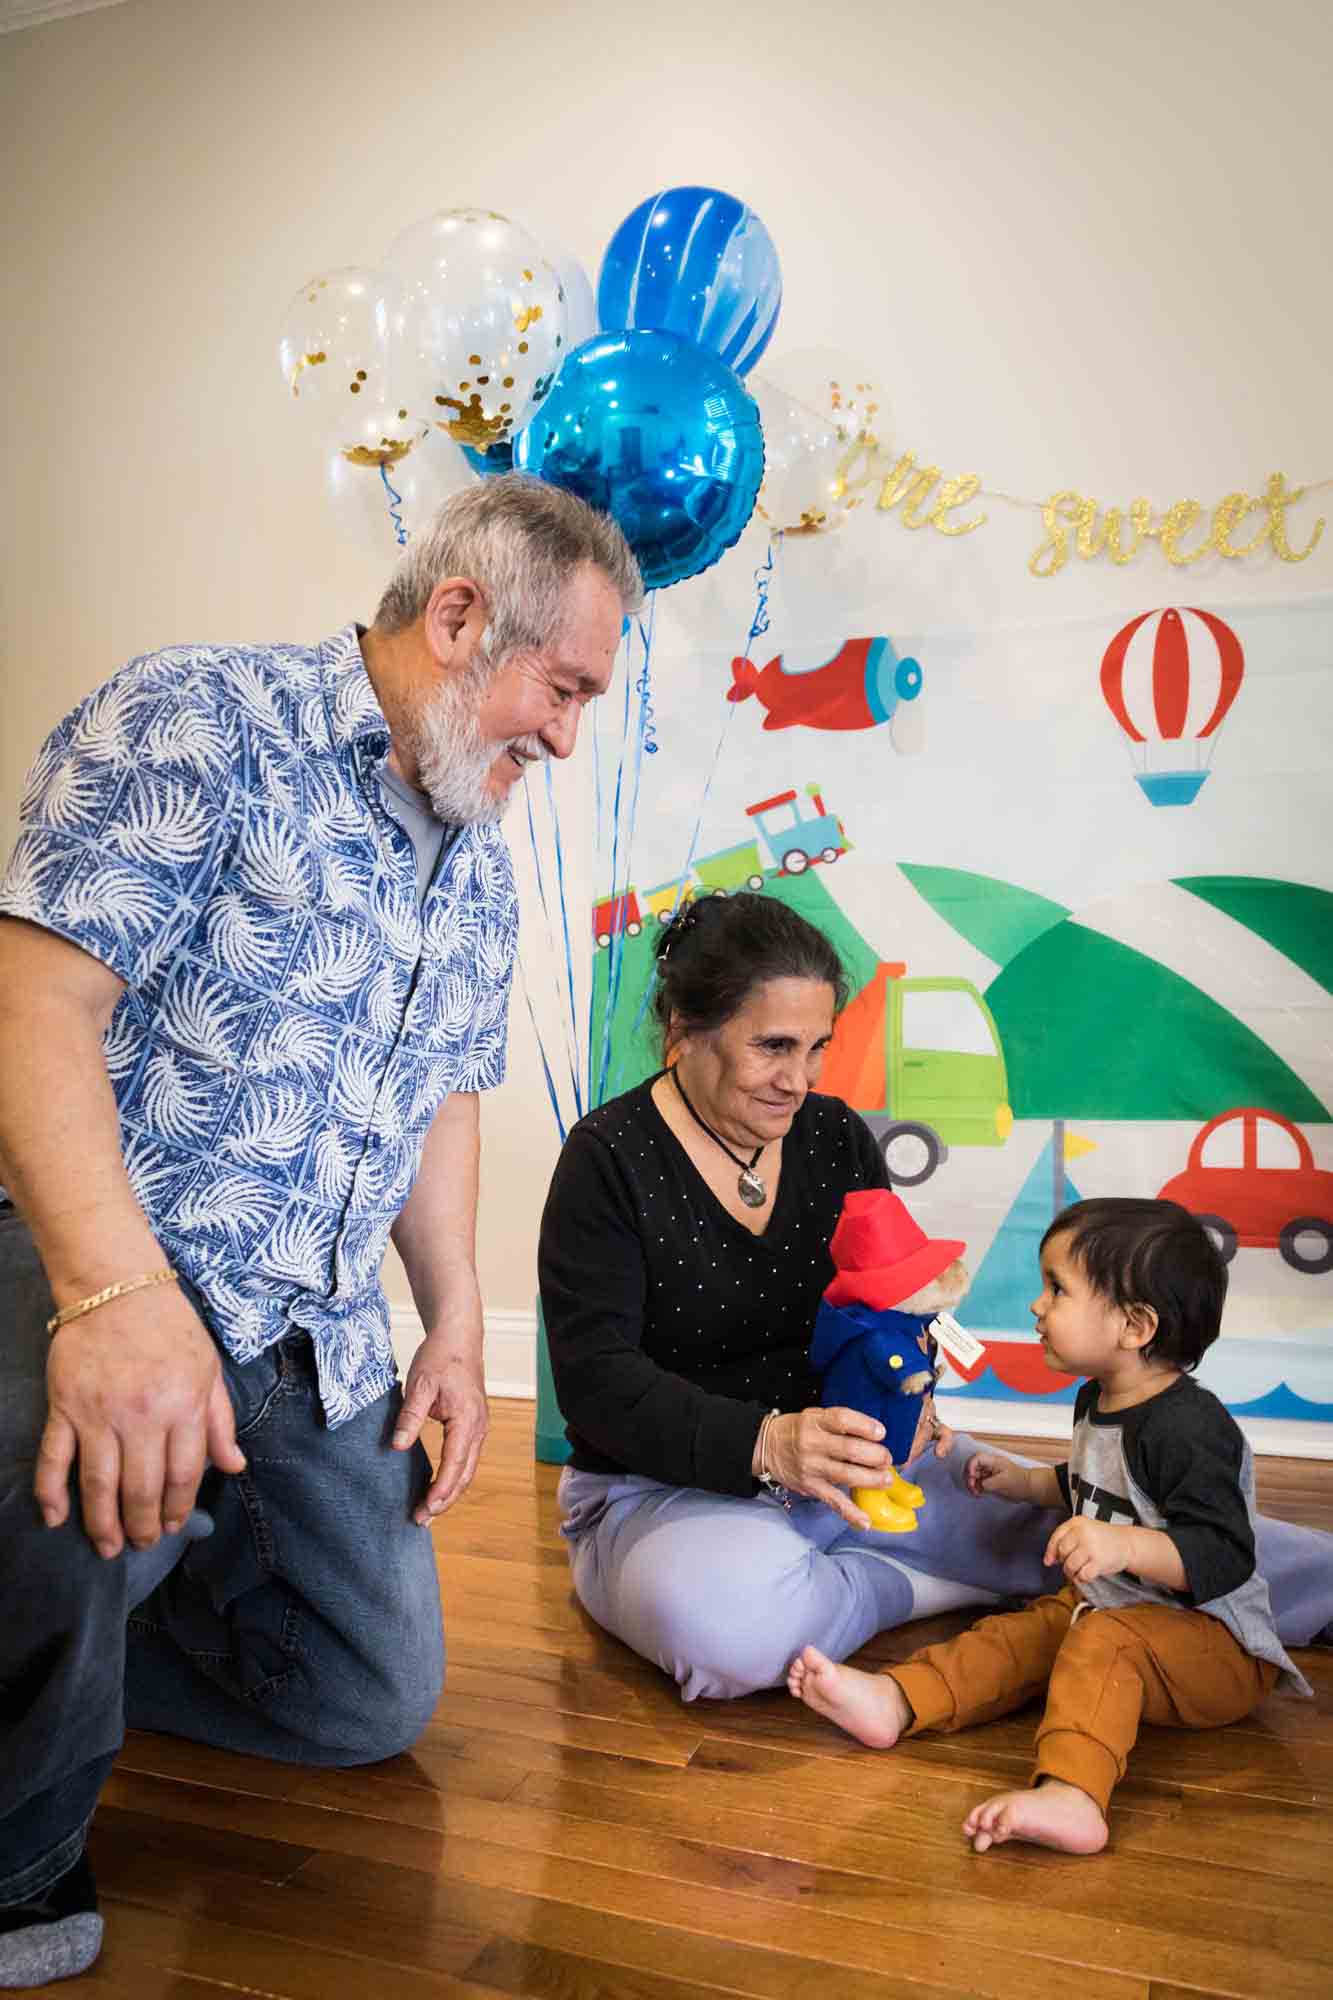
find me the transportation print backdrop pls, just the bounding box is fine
[585,585,1333,1439]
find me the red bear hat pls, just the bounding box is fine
[823,1189,965,1312]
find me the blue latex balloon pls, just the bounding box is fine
[463,439,515,479]
[513,330,764,592]
[597,186,781,379]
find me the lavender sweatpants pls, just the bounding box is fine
[560,1434,1333,1702]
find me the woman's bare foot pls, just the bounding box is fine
[962,1780,1108,1855]
[786,1645,912,1747]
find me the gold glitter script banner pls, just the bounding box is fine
[833,444,1330,578]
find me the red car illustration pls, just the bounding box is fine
[1157,1106,1333,1274]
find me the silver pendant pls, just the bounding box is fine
[738,1167,767,1208]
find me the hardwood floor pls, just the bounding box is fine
[60,1404,1332,1999]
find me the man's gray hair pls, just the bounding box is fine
[374,471,643,653]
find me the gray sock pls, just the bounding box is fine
[0,1854,102,1989]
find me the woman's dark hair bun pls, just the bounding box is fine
[650,891,848,1052]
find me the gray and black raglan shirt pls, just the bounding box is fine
[1055,1377,1310,1695]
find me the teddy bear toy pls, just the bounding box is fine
[809,1187,970,1533]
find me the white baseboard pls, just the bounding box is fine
[937,1395,1333,1461]
[391,1305,537,1399]
[389,1309,1331,1458]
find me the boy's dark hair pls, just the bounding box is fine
[651,892,849,1056]
[1041,1197,1227,1371]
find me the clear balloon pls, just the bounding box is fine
[513,330,764,592]
[547,245,598,350]
[597,186,781,379]
[278,267,413,439]
[324,407,475,557]
[386,208,567,452]
[760,348,884,515]
[749,376,848,537]
[461,246,597,480]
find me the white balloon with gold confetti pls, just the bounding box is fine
[385,208,568,452]
[324,411,475,555]
[278,267,415,437]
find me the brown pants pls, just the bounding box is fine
[886,1584,1278,1813]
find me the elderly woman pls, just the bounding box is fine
[539,894,1333,1701]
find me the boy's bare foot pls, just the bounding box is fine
[786,1645,912,1747]
[962,1780,1108,1855]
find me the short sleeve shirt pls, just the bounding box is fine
[0,624,517,1424]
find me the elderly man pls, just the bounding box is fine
[0,473,641,1986]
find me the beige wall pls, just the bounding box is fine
[4,0,1332,1320]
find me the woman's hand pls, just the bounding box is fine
[759,1407,894,1531]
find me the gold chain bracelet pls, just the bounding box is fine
[47,1267,177,1333]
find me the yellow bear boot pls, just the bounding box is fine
[853,1466,925,1533]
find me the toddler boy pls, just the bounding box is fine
[788,1197,1310,1854]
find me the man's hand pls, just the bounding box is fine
[37,1291,246,1559]
[1044,1515,1133,1586]
[392,1336,489,1524]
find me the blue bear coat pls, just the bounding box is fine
[810,1300,940,1467]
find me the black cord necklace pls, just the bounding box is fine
[671,1065,768,1208]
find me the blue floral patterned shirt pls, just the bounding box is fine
[0,625,517,1424]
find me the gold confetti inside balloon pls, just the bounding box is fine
[385,208,567,450]
[324,414,476,555]
[278,267,413,431]
[760,348,884,516]
[749,376,848,537]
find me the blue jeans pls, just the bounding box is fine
[0,1211,445,1903]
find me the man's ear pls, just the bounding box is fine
[422,576,486,665]
[1122,1303,1159,1353]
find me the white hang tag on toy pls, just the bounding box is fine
[930,1311,988,1383]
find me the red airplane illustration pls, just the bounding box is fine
[727,636,923,734]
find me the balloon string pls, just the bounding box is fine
[516,951,567,1144]
[635,603,659,756]
[379,462,409,546]
[523,773,583,1127]
[674,539,774,902]
[619,545,775,1065]
[545,758,584,1124]
[606,600,659,1099]
[585,665,605,1113]
[592,623,636,1108]
[596,606,656,1107]
[746,535,775,649]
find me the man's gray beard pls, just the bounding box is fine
[405,661,543,824]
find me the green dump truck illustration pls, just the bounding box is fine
[821,960,1013,1185]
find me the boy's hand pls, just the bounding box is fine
[905,1397,955,1466]
[964,1451,1030,1503]
[1045,1515,1133,1585]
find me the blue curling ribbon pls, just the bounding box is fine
[605,602,660,1099]
[593,620,638,1108]
[634,610,659,756]
[516,954,567,1144]
[617,545,777,1069]
[523,775,583,1129]
[544,759,583,1125]
[379,462,409,546]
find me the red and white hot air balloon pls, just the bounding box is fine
[1099,606,1245,806]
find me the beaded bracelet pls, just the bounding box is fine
[47,1267,177,1334]
[756,1407,792,1511]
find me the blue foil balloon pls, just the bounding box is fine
[513,330,764,592]
[597,186,781,379]
[463,439,514,478]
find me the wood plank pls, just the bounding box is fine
[74,1413,1332,1999]
[98,1764,1333,1997]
